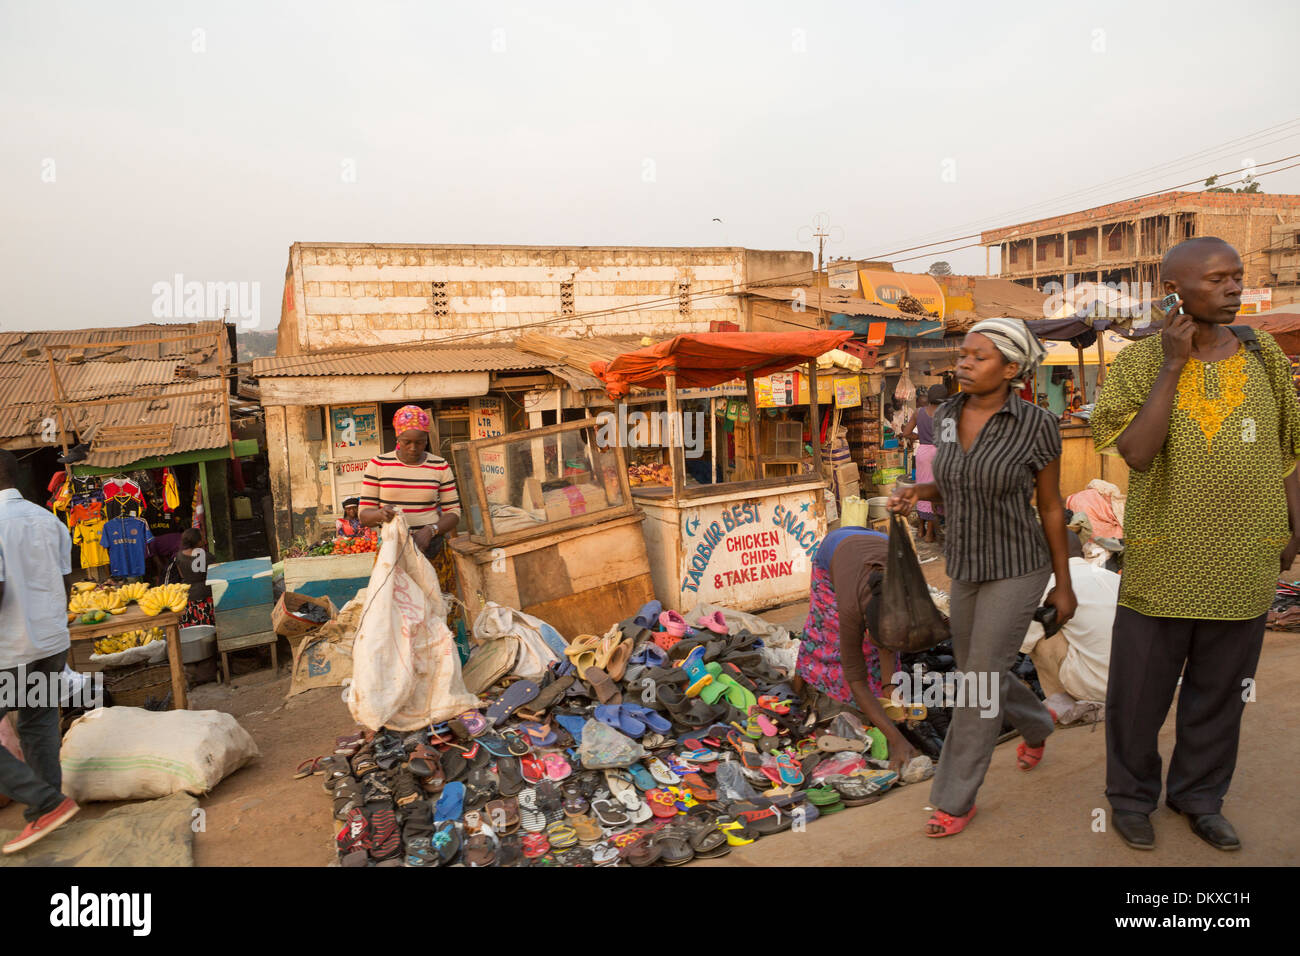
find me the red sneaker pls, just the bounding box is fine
[2,797,80,854]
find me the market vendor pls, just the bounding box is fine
[901,384,948,543]
[795,526,917,772]
[335,497,363,538]
[167,528,213,627]
[358,405,462,598]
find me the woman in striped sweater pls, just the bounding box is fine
[359,406,462,605]
[889,318,1076,838]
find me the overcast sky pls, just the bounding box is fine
[3,0,1298,331]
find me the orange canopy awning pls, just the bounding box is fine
[591,330,854,399]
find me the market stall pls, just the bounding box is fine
[591,330,852,613]
[449,417,656,638]
[68,606,188,710]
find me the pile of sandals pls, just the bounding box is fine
[299,600,930,867]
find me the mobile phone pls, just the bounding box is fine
[1033,604,1061,638]
[1159,292,1181,317]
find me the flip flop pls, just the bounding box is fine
[816,734,866,754]
[431,821,462,864]
[570,814,603,845]
[519,721,557,748]
[591,797,630,828]
[434,781,465,822]
[604,770,641,810]
[696,610,729,635]
[500,729,532,756]
[627,763,658,791]
[554,714,587,745]
[584,666,622,705]
[727,729,765,770]
[496,756,525,796]
[595,704,645,738]
[564,634,602,678]
[485,680,540,727]
[656,826,695,865]
[645,788,679,819]
[773,751,804,786]
[543,752,572,782]
[294,756,326,779]
[604,638,633,682]
[632,600,662,629]
[464,829,500,867]
[520,754,547,785]
[645,756,681,785]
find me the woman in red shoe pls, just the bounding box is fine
[889,319,1076,837]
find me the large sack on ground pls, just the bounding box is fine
[287,590,366,698]
[59,707,259,802]
[469,603,561,688]
[348,516,479,731]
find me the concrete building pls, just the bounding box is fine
[981,191,1300,297]
[258,242,811,552]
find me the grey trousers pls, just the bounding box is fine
[0,650,69,822]
[1105,607,1266,815]
[929,567,1055,816]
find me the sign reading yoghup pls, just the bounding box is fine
[678,491,825,605]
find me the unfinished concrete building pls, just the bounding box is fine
[982,191,1300,295]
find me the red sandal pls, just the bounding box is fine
[1017,741,1045,770]
[925,806,977,837]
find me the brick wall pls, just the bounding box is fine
[282,244,780,351]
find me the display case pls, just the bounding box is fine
[452,418,636,547]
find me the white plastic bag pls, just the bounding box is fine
[348,516,479,731]
[472,603,561,683]
[60,706,259,802]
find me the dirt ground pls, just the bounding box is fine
[4,546,1297,866]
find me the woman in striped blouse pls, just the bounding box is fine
[889,318,1076,838]
[359,406,462,604]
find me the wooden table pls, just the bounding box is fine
[68,606,188,710]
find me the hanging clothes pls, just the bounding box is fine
[163,468,180,512]
[101,514,153,578]
[71,517,111,569]
[191,482,205,532]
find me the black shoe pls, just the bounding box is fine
[1167,803,1241,851]
[1113,810,1155,850]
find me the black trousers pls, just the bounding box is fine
[0,650,70,822]
[1105,607,1265,815]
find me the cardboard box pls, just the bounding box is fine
[272,591,338,639]
[835,463,860,501]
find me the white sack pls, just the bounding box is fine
[348,516,479,731]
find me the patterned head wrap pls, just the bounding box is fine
[968,318,1046,388]
[392,404,431,434]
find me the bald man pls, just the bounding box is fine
[1091,237,1300,852]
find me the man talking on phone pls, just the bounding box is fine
[1091,237,1300,852]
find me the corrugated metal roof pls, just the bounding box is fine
[745,286,924,321]
[0,321,226,366]
[0,361,183,410]
[252,345,551,377]
[80,383,230,469]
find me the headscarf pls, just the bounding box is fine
[968,318,1046,388]
[392,404,431,434]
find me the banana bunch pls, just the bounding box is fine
[117,581,150,603]
[139,583,189,616]
[69,587,128,615]
[93,626,164,655]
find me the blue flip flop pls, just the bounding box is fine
[554,714,587,745]
[595,704,645,738]
[623,704,672,736]
[435,781,465,822]
[485,680,540,727]
[627,762,657,791]
[629,644,668,668]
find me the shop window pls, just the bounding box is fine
[678,281,691,315]
[1036,243,1047,262]
[560,279,575,315]
[434,415,469,462]
[1107,229,1122,251]
[431,281,449,317]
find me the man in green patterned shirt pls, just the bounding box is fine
[1093,237,1300,853]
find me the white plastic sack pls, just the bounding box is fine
[472,603,561,682]
[90,639,167,668]
[349,516,479,731]
[60,706,259,802]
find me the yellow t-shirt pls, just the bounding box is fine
[72,518,110,568]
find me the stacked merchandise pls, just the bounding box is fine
[304,604,935,868]
[1267,581,1300,631]
[842,396,882,487]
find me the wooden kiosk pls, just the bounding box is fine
[591,331,852,614]
[449,418,655,639]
